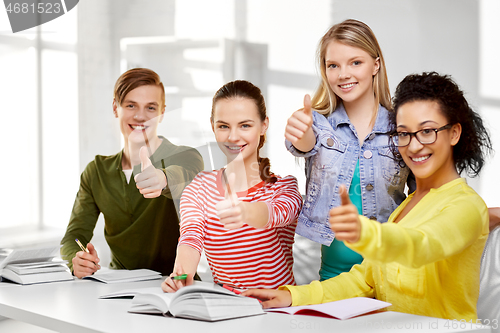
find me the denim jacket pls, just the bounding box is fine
[286,104,415,246]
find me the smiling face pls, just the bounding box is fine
[211,97,268,165]
[325,41,380,106]
[396,100,461,187]
[113,85,165,145]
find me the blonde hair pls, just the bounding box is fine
[312,19,391,122]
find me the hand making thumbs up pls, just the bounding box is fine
[285,94,316,152]
[134,146,167,198]
[329,185,362,243]
[215,172,246,230]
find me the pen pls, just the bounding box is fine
[171,274,188,280]
[217,283,262,303]
[75,238,89,253]
[75,239,98,268]
[218,283,242,294]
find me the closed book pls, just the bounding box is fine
[83,268,161,284]
[1,268,73,285]
[6,261,68,275]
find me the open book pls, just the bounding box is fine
[266,297,391,320]
[0,246,73,285]
[126,281,264,321]
[83,268,162,284]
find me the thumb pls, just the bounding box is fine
[339,184,351,206]
[225,172,238,204]
[303,94,312,116]
[140,146,152,172]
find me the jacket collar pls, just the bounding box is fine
[329,103,392,134]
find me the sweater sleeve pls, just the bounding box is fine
[60,162,100,272]
[346,194,487,269]
[280,262,375,306]
[177,173,207,253]
[263,176,303,229]
[161,147,204,200]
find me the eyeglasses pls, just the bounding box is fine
[391,124,452,147]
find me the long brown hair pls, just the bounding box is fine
[211,80,277,183]
[313,19,391,124]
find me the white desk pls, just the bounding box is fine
[0,278,491,333]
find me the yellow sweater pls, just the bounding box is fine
[283,178,488,320]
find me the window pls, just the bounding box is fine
[0,8,79,230]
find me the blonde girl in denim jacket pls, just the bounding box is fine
[285,19,415,280]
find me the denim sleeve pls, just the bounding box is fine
[285,112,324,158]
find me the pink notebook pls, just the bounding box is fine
[265,297,391,320]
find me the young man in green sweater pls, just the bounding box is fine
[61,68,204,278]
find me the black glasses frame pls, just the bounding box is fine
[391,124,452,147]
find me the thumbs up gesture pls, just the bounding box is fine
[215,172,246,230]
[134,146,167,198]
[329,185,362,243]
[285,94,316,152]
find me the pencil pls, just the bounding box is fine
[75,239,89,253]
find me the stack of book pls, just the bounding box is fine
[0,246,73,285]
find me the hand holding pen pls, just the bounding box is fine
[162,269,193,293]
[72,239,101,278]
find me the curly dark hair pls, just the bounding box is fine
[389,72,492,177]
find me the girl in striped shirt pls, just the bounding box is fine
[162,80,302,292]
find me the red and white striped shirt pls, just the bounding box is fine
[179,169,302,289]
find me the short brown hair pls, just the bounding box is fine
[113,68,165,107]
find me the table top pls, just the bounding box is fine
[0,278,491,333]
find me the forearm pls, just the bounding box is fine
[61,215,98,270]
[282,263,374,306]
[163,162,203,199]
[174,245,201,275]
[162,149,203,196]
[240,202,269,229]
[348,202,487,268]
[291,127,316,153]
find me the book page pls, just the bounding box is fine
[266,297,391,320]
[99,286,164,299]
[83,269,161,283]
[0,246,62,269]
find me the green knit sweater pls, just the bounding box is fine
[61,137,204,275]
